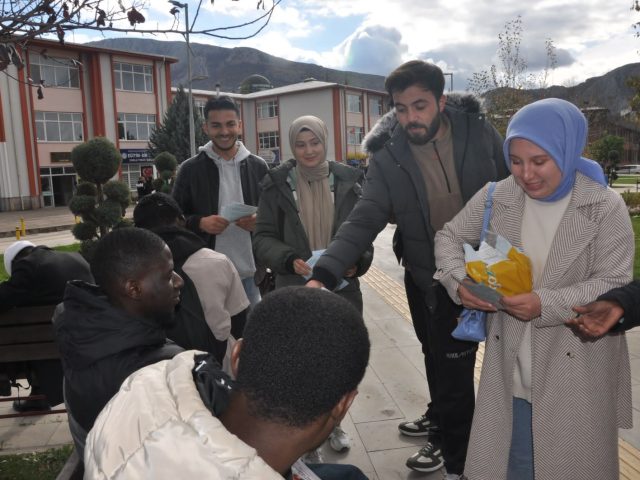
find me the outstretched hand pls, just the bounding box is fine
[566,300,624,339]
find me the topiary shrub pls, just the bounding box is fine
[153,152,178,193]
[69,137,131,259]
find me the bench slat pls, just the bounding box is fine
[0,305,56,327]
[0,325,56,345]
[0,342,60,362]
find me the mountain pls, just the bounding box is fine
[88,38,638,116]
[531,63,640,116]
[87,38,386,92]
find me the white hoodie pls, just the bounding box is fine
[201,140,256,279]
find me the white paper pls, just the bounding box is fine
[305,249,349,291]
[290,460,322,480]
[220,203,257,222]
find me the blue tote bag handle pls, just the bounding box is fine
[452,182,496,343]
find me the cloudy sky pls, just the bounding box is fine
[66,0,639,91]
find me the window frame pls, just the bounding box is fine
[258,130,280,149]
[117,113,156,141]
[29,53,80,89]
[347,94,362,113]
[113,62,154,93]
[347,126,364,145]
[35,111,84,142]
[257,99,279,119]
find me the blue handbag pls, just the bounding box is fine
[451,182,496,342]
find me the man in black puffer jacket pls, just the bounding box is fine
[309,60,508,479]
[54,228,184,452]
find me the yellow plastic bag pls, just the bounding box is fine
[464,233,532,298]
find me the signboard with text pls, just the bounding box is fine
[120,149,153,164]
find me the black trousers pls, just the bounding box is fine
[404,271,477,475]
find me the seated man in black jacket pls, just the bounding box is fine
[133,193,249,365]
[567,281,640,338]
[53,228,184,451]
[1,240,93,411]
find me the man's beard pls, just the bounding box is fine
[404,113,441,145]
[212,136,237,151]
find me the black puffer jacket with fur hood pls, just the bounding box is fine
[312,93,508,298]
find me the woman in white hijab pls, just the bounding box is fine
[255,115,374,459]
[255,115,373,313]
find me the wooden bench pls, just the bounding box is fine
[0,304,66,418]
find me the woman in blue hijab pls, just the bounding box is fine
[434,98,633,479]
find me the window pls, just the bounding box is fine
[347,94,362,113]
[257,100,278,118]
[118,113,156,141]
[258,131,280,149]
[369,97,383,116]
[114,62,153,92]
[195,101,206,119]
[35,112,83,142]
[30,53,80,89]
[347,126,364,145]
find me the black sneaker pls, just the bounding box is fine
[398,414,440,436]
[12,398,51,413]
[406,442,444,473]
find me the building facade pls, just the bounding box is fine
[189,80,390,167]
[0,38,175,211]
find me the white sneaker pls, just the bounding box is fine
[301,448,324,464]
[444,473,465,480]
[328,425,351,452]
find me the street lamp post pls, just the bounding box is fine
[169,1,196,158]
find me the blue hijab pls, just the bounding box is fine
[503,98,606,202]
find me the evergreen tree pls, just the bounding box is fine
[148,86,208,163]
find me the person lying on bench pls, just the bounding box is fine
[1,240,93,412]
[84,287,370,480]
[53,228,184,453]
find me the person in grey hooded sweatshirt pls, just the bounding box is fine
[172,95,269,306]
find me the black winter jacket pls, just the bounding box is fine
[0,247,93,312]
[54,281,183,431]
[254,159,373,278]
[172,150,269,250]
[312,94,508,294]
[598,281,640,332]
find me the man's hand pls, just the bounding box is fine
[566,300,624,339]
[293,259,312,277]
[458,281,498,312]
[344,266,357,278]
[235,213,256,232]
[306,280,325,289]
[500,293,541,321]
[199,215,229,235]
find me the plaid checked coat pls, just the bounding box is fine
[435,174,633,480]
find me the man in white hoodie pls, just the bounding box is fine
[172,96,269,306]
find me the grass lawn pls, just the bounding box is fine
[0,446,73,480]
[0,243,80,282]
[614,175,640,186]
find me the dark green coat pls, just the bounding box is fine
[254,159,373,309]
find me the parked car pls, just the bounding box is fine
[617,164,640,174]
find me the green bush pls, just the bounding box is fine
[68,137,131,259]
[71,137,121,184]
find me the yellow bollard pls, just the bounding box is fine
[15,226,21,240]
[20,217,25,236]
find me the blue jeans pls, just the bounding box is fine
[507,397,534,480]
[241,276,261,307]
